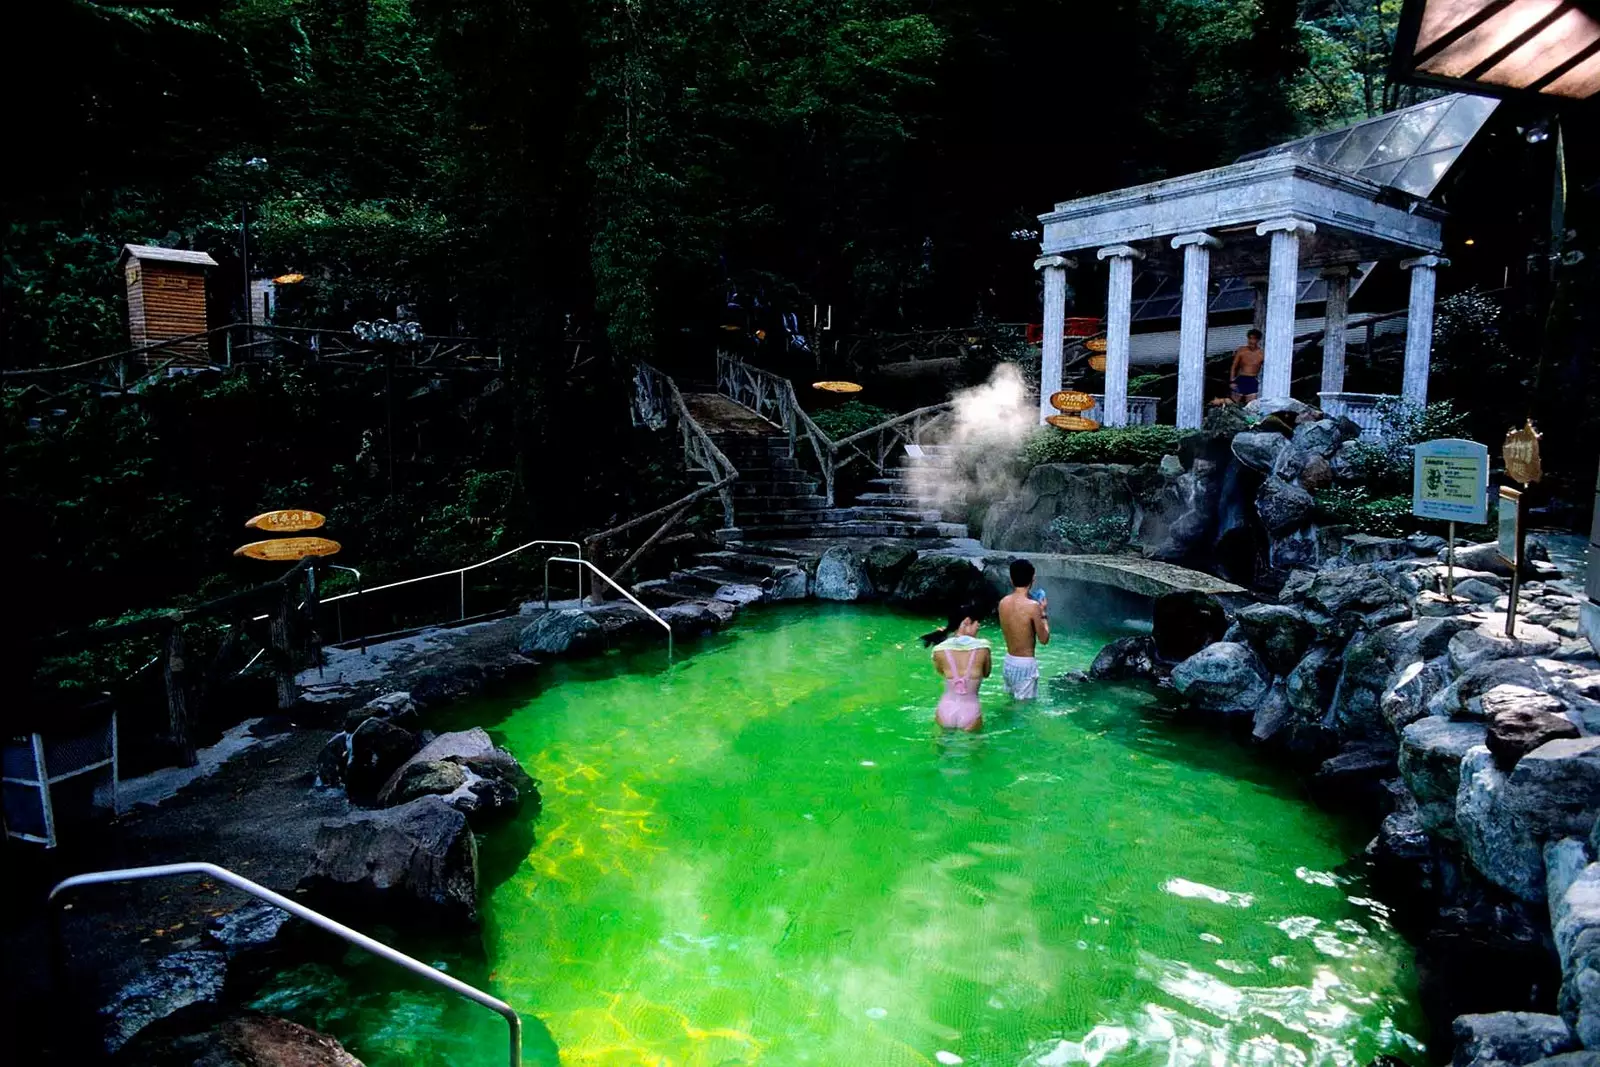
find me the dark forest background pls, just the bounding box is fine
[3,0,1592,644]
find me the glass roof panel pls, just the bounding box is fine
[1393,149,1460,197]
[1240,93,1497,199]
[1420,94,1496,152]
[1365,101,1447,166]
[1331,115,1398,170]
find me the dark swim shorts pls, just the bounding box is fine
[1234,374,1259,394]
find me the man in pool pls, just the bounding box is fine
[997,558,1049,699]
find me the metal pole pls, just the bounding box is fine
[50,862,522,1067]
[460,569,467,620]
[241,203,253,335]
[1446,521,1455,601]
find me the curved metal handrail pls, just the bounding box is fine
[541,556,673,661]
[50,862,522,1067]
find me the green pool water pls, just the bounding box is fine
[257,602,1425,1067]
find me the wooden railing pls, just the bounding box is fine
[714,352,953,505]
[715,353,838,501]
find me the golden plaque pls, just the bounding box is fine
[812,381,863,393]
[1502,420,1542,487]
[245,509,326,533]
[1084,338,1108,353]
[234,537,342,561]
[1087,355,1108,372]
[1046,415,1101,432]
[1049,390,1096,413]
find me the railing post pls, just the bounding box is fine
[270,581,297,709]
[164,622,196,768]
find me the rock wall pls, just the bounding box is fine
[1117,539,1600,1064]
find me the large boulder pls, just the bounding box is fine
[300,795,479,926]
[1381,657,1453,731]
[1235,603,1314,675]
[101,950,227,1053]
[1304,564,1415,627]
[1453,1012,1577,1067]
[981,463,1138,552]
[1151,590,1228,662]
[1506,738,1600,842]
[1450,616,1563,673]
[1170,642,1269,716]
[343,691,418,734]
[1292,418,1343,458]
[893,554,986,609]
[814,546,870,601]
[1486,687,1581,770]
[377,728,537,826]
[1311,740,1398,815]
[1554,863,1600,1048]
[115,1013,365,1067]
[1089,635,1162,682]
[1231,431,1287,473]
[519,609,605,657]
[1256,476,1314,535]
[863,543,918,592]
[1285,643,1342,718]
[1331,622,1433,739]
[1342,534,1415,566]
[344,717,420,805]
[1367,789,1461,916]
[1458,746,1545,901]
[1400,718,1488,833]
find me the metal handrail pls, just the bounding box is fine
[49,862,522,1067]
[541,557,673,660]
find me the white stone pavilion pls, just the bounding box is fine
[1033,93,1498,430]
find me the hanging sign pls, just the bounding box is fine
[1497,487,1523,569]
[1503,420,1543,487]
[1087,355,1108,372]
[245,509,326,533]
[1046,415,1101,432]
[1412,439,1488,524]
[234,537,342,561]
[1050,390,1096,414]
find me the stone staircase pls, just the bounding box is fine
[709,432,967,542]
[630,417,972,608]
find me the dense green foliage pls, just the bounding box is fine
[1021,425,1188,468]
[1309,486,1416,539]
[811,400,898,440]
[1337,398,1471,494]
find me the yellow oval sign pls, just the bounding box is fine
[1502,420,1542,487]
[1086,355,1108,372]
[1084,338,1108,354]
[1050,390,1096,413]
[812,381,863,394]
[245,509,326,533]
[1046,415,1101,432]
[234,537,342,561]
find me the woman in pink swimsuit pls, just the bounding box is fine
[920,603,992,732]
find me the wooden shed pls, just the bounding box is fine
[119,244,218,366]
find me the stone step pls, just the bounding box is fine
[854,492,924,507]
[719,542,824,564]
[735,494,829,510]
[694,550,810,579]
[717,520,968,542]
[740,507,941,525]
[634,578,714,607]
[728,481,821,498]
[671,565,763,593]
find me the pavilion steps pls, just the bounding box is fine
[715,519,968,543]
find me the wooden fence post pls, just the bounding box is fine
[164,622,196,768]
[270,581,297,709]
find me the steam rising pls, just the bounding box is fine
[909,362,1036,518]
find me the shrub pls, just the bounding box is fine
[1020,424,1186,468]
[812,400,897,440]
[1311,486,1415,538]
[1338,397,1472,493]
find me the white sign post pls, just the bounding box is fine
[1413,438,1489,602]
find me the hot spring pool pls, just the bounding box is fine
[256,602,1425,1066]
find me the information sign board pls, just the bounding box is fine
[1412,439,1489,524]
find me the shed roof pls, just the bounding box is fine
[119,244,219,269]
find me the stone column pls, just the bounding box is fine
[1172,232,1220,429]
[1320,266,1351,396]
[1400,255,1449,407]
[1255,218,1316,401]
[1034,254,1074,424]
[1249,277,1268,336]
[1096,244,1143,427]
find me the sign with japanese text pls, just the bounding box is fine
[245,509,326,533]
[1412,438,1488,524]
[234,537,341,561]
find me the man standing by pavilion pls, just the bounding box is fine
[1230,329,1265,403]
